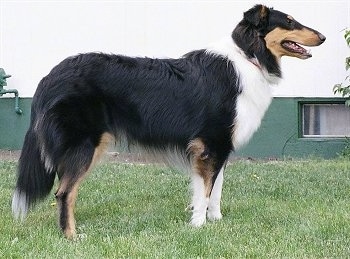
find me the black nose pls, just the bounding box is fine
[318,33,326,42]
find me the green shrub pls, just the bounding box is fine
[333,30,350,106]
[339,137,350,158]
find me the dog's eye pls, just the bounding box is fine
[286,17,295,26]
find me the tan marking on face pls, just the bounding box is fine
[264,27,323,59]
[287,15,294,20]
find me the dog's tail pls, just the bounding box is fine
[12,124,56,220]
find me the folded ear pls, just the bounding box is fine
[243,4,269,27]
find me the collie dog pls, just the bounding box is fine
[12,5,325,238]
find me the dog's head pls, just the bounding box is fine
[246,5,326,59]
[239,4,326,60]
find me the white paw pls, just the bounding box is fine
[75,233,87,241]
[190,214,206,227]
[207,209,223,221]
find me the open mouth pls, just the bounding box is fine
[281,40,312,58]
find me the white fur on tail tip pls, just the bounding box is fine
[12,189,28,220]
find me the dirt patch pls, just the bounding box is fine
[0,150,158,164]
[0,150,21,162]
[0,150,263,164]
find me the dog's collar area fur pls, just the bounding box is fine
[248,57,262,69]
[206,37,281,85]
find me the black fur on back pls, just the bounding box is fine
[36,51,239,152]
[13,49,241,215]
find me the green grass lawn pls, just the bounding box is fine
[1,158,350,258]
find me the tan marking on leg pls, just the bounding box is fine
[56,132,114,239]
[195,161,214,198]
[56,175,87,239]
[89,133,114,169]
[187,138,215,197]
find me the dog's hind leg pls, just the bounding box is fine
[55,180,80,239]
[55,133,112,239]
[187,138,229,227]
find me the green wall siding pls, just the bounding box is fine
[0,98,31,149]
[0,97,347,158]
[236,98,346,158]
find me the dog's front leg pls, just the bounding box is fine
[207,165,225,221]
[187,138,228,227]
[190,172,210,227]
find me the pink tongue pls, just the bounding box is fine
[283,41,312,57]
[288,42,304,52]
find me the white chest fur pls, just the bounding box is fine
[233,65,273,149]
[206,37,280,150]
